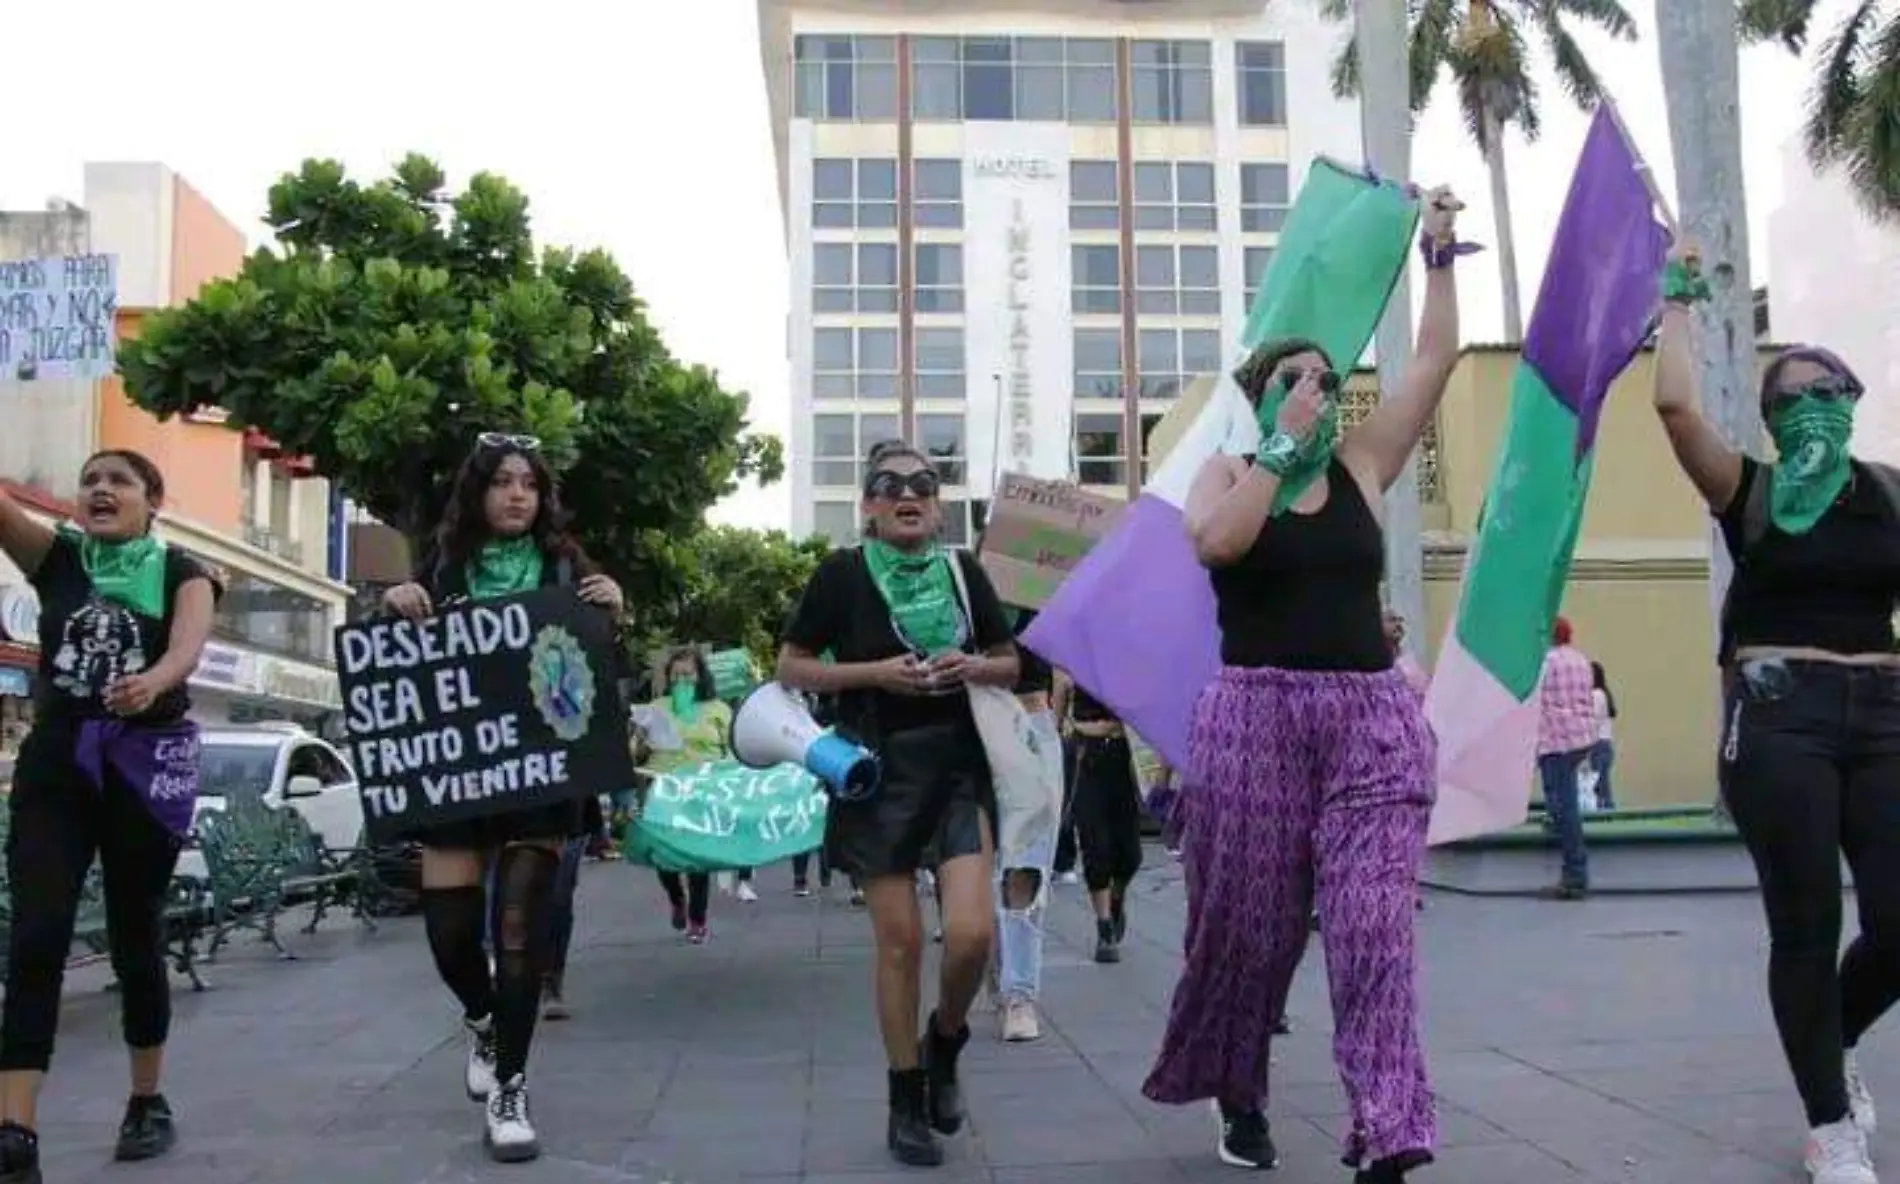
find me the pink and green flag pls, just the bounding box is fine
[1425,108,1669,844]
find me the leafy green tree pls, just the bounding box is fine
[631,526,831,674]
[1320,0,1639,340]
[1739,0,1900,220]
[118,154,783,588]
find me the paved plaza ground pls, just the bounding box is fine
[23,850,1893,1183]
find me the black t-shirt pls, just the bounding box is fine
[1719,457,1900,660]
[32,533,219,727]
[1011,608,1054,697]
[782,547,1014,737]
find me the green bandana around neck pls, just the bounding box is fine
[62,524,167,618]
[1767,395,1855,535]
[861,540,964,656]
[464,536,545,601]
[668,678,699,724]
[1254,380,1342,514]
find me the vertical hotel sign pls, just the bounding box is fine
[963,125,1074,500]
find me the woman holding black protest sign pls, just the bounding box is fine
[381,433,623,1164]
[777,440,1019,1168]
[0,450,220,1183]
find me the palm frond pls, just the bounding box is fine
[1538,14,1607,108]
[1410,0,1461,111]
[1316,0,1353,20]
[1454,6,1539,144]
[1829,5,1900,221]
[1540,0,1638,41]
[1805,0,1882,164]
[1331,31,1363,99]
[1738,0,1821,51]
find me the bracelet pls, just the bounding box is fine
[1419,231,1483,270]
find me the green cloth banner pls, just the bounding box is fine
[704,648,757,703]
[623,759,826,873]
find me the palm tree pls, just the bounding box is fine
[1318,0,1640,341]
[1738,0,1900,220]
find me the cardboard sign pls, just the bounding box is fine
[623,759,827,873]
[978,474,1125,609]
[335,589,634,844]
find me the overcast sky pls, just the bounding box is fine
[3,0,1827,531]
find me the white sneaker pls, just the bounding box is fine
[1805,1117,1877,1184]
[1056,871,1079,886]
[1848,1050,1878,1133]
[736,880,759,903]
[484,1075,540,1163]
[464,1016,498,1101]
[716,871,735,895]
[1001,999,1042,1042]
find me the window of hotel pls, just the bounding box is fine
[917,413,967,486]
[811,411,900,487]
[1134,162,1217,231]
[911,36,1117,123]
[1072,245,1121,315]
[1074,328,1123,401]
[1237,42,1288,127]
[914,244,964,313]
[1240,163,1291,233]
[812,242,899,314]
[913,159,963,229]
[812,327,899,400]
[811,158,897,230]
[1138,327,1221,400]
[1244,246,1275,309]
[1136,245,1221,317]
[915,327,966,400]
[811,501,860,544]
[1070,161,1120,231]
[1075,413,1126,486]
[794,35,898,121]
[1130,40,1214,124]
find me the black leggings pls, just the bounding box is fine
[657,871,710,924]
[1,734,183,1071]
[1070,734,1144,894]
[422,844,560,1082]
[1721,659,1900,1128]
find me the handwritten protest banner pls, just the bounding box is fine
[623,759,827,872]
[977,473,1125,609]
[335,588,633,844]
[0,254,118,382]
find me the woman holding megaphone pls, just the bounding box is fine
[380,435,624,1164]
[777,440,1019,1168]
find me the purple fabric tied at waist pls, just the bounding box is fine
[75,717,201,839]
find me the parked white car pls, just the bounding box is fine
[176,723,364,881]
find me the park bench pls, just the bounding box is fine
[197,796,375,960]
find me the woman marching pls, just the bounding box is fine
[381,433,625,1164]
[0,451,218,1183]
[640,646,733,944]
[988,607,1057,1042]
[1052,671,1144,965]
[777,440,1018,1167]
[1142,189,1465,1181]
[1654,239,1896,1184]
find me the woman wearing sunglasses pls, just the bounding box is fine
[1143,189,1464,1182]
[380,433,625,1164]
[776,441,1019,1168]
[1655,239,1900,1184]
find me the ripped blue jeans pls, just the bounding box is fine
[994,710,1060,1003]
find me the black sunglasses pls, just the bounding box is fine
[478,432,542,451]
[1276,367,1342,395]
[1770,375,1862,404]
[865,469,941,500]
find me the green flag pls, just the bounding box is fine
[623,760,826,873]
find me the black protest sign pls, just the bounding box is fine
[335,588,634,845]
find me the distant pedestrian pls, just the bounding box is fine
[1535,617,1597,901]
[1588,661,1617,811]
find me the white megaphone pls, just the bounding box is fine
[729,681,880,802]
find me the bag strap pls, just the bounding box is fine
[943,547,975,626]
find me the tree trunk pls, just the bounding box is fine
[1482,112,1525,342]
[1654,0,1756,662]
[1354,0,1426,654]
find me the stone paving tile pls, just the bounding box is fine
[15,851,1898,1181]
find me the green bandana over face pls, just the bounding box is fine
[1255,378,1342,515]
[465,536,544,602]
[668,677,699,724]
[862,540,963,656]
[1767,395,1855,535]
[62,524,167,618]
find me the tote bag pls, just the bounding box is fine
[946,552,1064,866]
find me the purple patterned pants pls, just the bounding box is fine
[1142,664,1437,1167]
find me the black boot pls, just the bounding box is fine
[0,1122,39,1184]
[113,1094,177,1162]
[919,1011,970,1135]
[1354,1149,1433,1181]
[886,1068,942,1167]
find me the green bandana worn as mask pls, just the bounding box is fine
[464,537,544,601]
[861,540,964,656]
[62,524,167,618]
[1767,395,1855,535]
[1255,377,1342,515]
[668,677,699,724]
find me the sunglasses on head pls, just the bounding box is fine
[865,469,941,500]
[1771,374,1862,404]
[1275,367,1342,395]
[478,432,542,451]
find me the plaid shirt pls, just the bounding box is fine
[1537,645,1598,756]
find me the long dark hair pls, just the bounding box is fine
[664,645,719,704]
[1591,660,1617,719]
[434,442,589,573]
[1233,337,1335,406]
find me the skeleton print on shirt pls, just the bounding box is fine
[49,595,148,702]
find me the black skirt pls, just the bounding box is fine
[406,797,587,851]
[826,719,993,880]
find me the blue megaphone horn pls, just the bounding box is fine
[728,682,880,802]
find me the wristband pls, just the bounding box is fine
[1419,231,1483,270]
[1661,258,1711,306]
